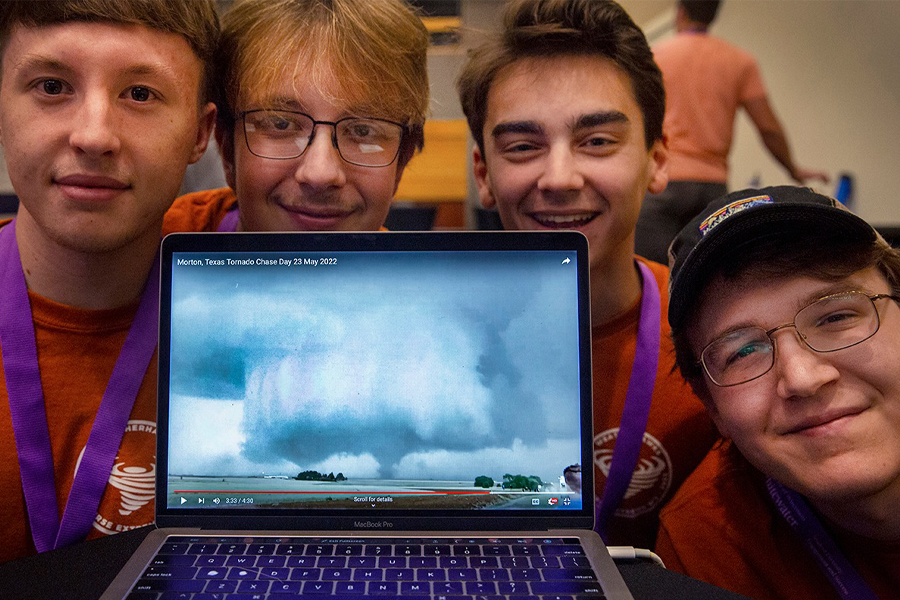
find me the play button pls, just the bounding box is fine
[180,497,187,504]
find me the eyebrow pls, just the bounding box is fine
[574,110,629,129]
[490,110,630,140]
[491,121,543,138]
[14,54,179,81]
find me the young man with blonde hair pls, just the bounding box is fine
[660,186,900,599]
[166,0,429,233]
[457,0,718,549]
[0,0,217,562]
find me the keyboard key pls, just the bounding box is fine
[335,581,366,594]
[150,554,194,566]
[256,555,286,568]
[247,544,276,555]
[377,557,406,568]
[237,580,271,593]
[134,579,205,593]
[194,555,227,568]
[363,544,392,556]
[424,544,451,556]
[141,566,197,580]
[543,568,598,581]
[335,544,363,556]
[367,581,398,595]
[289,568,321,581]
[348,556,376,568]
[395,544,421,556]
[268,581,302,594]
[321,568,351,581]
[216,543,246,555]
[400,581,431,595]
[385,568,414,581]
[204,579,238,593]
[301,581,334,594]
[317,556,346,568]
[531,580,604,594]
[305,544,333,556]
[159,543,189,555]
[285,556,316,568]
[453,544,481,556]
[408,557,436,568]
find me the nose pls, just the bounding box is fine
[536,144,583,196]
[293,124,346,190]
[771,328,840,399]
[68,93,121,156]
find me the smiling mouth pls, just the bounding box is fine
[786,408,867,435]
[531,213,598,229]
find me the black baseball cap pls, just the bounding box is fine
[667,185,882,331]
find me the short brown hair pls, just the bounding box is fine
[457,0,664,154]
[0,0,219,103]
[216,0,429,169]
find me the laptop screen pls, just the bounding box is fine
[157,232,592,529]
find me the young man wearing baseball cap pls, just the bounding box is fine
[659,185,900,599]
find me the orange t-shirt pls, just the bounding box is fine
[653,32,767,183]
[0,280,157,563]
[657,442,900,600]
[592,258,719,549]
[163,187,237,234]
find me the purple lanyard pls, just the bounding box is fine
[217,209,239,232]
[595,261,660,540]
[0,220,160,552]
[766,478,880,600]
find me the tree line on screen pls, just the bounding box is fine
[295,470,347,482]
[475,474,544,491]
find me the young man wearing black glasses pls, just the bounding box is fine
[659,185,900,600]
[165,0,429,233]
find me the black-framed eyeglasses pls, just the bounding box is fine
[239,109,405,168]
[698,291,900,387]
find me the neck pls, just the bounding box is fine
[13,211,159,310]
[676,12,709,34]
[590,253,643,328]
[814,484,900,543]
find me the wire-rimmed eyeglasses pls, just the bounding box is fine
[698,291,900,387]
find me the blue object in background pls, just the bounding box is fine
[835,173,854,209]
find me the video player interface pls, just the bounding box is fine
[165,249,584,512]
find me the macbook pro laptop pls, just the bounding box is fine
[102,230,634,599]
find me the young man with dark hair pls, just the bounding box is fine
[0,0,217,562]
[165,0,429,233]
[634,0,828,264]
[659,185,900,599]
[457,0,718,549]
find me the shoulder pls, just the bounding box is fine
[661,441,758,516]
[658,443,840,599]
[163,188,237,235]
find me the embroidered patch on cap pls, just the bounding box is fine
[699,195,773,237]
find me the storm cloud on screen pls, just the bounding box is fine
[167,254,581,480]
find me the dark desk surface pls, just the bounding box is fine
[0,526,749,600]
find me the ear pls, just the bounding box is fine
[646,137,669,194]
[473,146,496,209]
[216,122,237,190]
[189,102,217,164]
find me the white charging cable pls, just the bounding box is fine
[607,546,666,568]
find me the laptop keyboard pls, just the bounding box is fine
[127,536,607,599]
